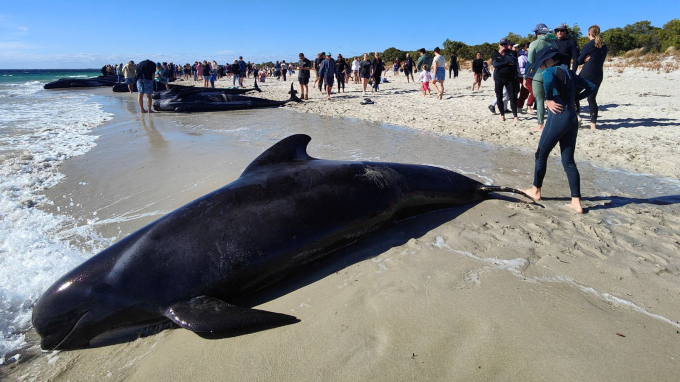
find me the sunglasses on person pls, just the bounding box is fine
[556,29,567,32]
[500,43,508,46]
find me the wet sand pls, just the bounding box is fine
[3,75,680,381]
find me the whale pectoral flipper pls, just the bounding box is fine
[164,296,298,334]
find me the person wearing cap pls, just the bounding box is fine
[491,38,519,121]
[525,23,558,131]
[521,47,597,214]
[122,61,137,93]
[318,52,336,100]
[554,24,580,73]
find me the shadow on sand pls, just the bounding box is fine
[540,194,680,213]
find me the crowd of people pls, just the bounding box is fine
[103,22,607,213]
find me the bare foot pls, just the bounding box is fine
[141,109,148,113]
[567,198,583,213]
[590,122,596,130]
[521,186,541,201]
[529,124,543,132]
[500,115,505,122]
[148,110,154,113]
[514,117,519,122]
[438,93,443,100]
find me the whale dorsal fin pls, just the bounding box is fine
[241,134,315,176]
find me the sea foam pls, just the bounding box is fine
[0,82,113,363]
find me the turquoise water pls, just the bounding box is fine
[0,69,102,84]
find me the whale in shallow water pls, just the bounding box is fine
[152,83,300,112]
[32,134,529,350]
[44,75,119,89]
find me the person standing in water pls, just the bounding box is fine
[521,47,597,214]
[577,25,608,130]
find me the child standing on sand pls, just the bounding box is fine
[418,64,432,96]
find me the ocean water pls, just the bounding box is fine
[0,70,113,363]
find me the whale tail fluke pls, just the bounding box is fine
[477,186,534,202]
[288,83,302,103]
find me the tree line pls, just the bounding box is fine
[378,19,680,63]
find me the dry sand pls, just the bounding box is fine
[3,63,680,381]
[253,62,680,179]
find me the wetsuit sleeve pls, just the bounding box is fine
[577,43,593,66]
[570,40,580,72]
[575,76,597,101]
[492,53,508,68]
[542,68,556,101]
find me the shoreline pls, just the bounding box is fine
[2,67,680,381]
[206,63,679,179]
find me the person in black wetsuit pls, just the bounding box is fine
[491,38,519,121]
[359,53,372,94]
[521,47,597,214]
[335,54,347,93]
[577,25,608,130]
[471,52,483,91]
[370,52,383,92]
[403,52,415,83]
[449,52,458,79]
[554,24,580,73]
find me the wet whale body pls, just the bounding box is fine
[32,134,530,350]
[44,75,119,89]
[150,80,262,98]
[112,80,261,95]
[153,83,300,112]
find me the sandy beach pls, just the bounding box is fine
[2,62,680,381]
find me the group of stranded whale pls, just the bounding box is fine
[43,75,300,113]
[32,134,531,351]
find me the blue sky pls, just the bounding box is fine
[1,1,678,68]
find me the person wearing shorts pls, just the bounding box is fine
[318,52,335,100]
[122,61,137,93]
[297,53,311,100]
[359,53,372,94]
[431,47,446,99]
[135,59,156,113]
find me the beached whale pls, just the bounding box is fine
[152,83,299,112]
[44,75,119,89]
[150,80,261,98]
[32,134,530,350]
[113,80,261,95]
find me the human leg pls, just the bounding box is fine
[494,79,506,119]
[587,85,601,129]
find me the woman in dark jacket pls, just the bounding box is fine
[231,59,241,88]
[492,38,519,121]
[577,25,608,129]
